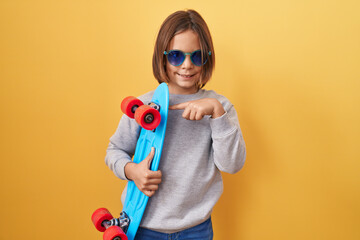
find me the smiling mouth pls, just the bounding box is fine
[177,73,196,78]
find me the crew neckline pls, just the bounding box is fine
[169,89,205,98]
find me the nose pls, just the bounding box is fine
[181,55,193,69]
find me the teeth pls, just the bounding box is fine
[179,74,193,77]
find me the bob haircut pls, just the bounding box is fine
[152,9,215,89]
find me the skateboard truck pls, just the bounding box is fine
[148,102,160,111]
[102,211,131,234]
[130,104,155,125]
[91,208,129,240]
[148,103,161,132]
[121,97,161,131]
[145,103,161,122]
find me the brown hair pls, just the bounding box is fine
[152,9,215,89]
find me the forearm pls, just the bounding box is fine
[105,115,140,180]
[105,141,133,180]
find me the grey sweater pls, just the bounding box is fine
[105,88,246,233]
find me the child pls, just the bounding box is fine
[105,9,246,240]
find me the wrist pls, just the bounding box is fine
[124,162,136,180]
[211,99,225,118]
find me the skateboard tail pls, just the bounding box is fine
[122,196,149,240]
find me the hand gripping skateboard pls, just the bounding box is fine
[92,83,169,240]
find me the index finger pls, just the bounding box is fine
[169,102,189,110]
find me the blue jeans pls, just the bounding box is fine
[134,218,213,240]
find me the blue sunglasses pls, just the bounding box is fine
[164,50,211,67]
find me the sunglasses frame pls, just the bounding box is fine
[164,50,211,67]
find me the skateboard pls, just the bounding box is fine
[92,83,169,240]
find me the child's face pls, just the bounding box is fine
[166,30,202,95]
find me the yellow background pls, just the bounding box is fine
[1,0,359,239]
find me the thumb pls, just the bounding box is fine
[146,147,155,169]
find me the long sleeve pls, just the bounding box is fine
[105,88,246,233]
[210,104,246,174]
[105,114,141,180]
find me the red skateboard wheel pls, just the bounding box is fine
[134,105,161,130]
[121,96,144,119]
[92,208,113,232]
[103,226,128,240]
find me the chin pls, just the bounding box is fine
[178,80,197,88]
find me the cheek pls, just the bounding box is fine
[193,67,202,77]
[166,64,178,76]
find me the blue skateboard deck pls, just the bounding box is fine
[122,83,169,240]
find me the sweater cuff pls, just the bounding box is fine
[115,159,132,180]
[210,112,236,138]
